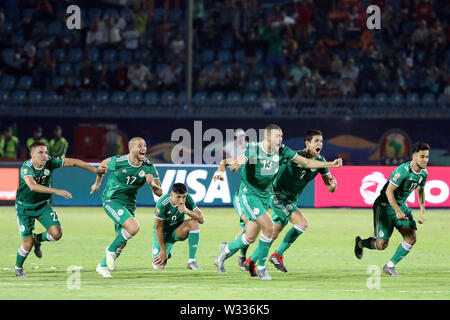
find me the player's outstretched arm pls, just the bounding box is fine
[90,158,110,194]
[386,182,408,221]
[153,219,168,267]
[24,176,72,199]
[417,186,426,224]
[214,155,247,181]
[322,174,338,192]
[64,157,106,175]
[146,174,163,197]
[293,155,343,169]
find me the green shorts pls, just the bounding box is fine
[234,193,270,222]
[15,202,61,239]
[152,223,184,259]
[233,193,246,228]
[373,198,417,240]
[103,200,135,233]
[270,193,298,227]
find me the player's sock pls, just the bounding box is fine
[226,233,250,258]
[361,237,378,249]
[389,241,413,265]
[252,234,273,267]
[107,228,133,253]
[239,244,249,257]
[188,229,200,260]
[16,246,30,268]
[276,224,305,256]
[99,257,107,268]
[35,232,56,242]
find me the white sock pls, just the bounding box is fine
[188,258,196,263]
[386,260,395,268]
[257,265,266,270]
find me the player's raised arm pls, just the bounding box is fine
[322,173,338,192]
[24,176,72,199]
[385,182,408,221]
[64,157,106,175]
[90,157,110,194]
[146,173,163,197]
[292,154,342,169]
[214,155,247,181]
[417,186,426,224]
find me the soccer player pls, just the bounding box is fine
[152,183,205,270]
[354,142,430,276]
[213,124,343,280]
[14,141,104,277]
[267,130,337,273]
[91,137,162,278]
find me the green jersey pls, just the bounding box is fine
[102,154,159,212]
[378,161,428,205]
[154,193,198,233]
[16,157,64,209]
[239,142,298,198]
[273,150,330,202]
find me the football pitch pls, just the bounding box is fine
[0,206,449,300]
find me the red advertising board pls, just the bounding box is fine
[0,168,19,200]
[315,166,450,207]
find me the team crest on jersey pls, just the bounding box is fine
[254,208,260,215]
[19,224,25,233]
[378,230,384,237]
[44,169,50,176]
[139,170,145,177]
[273,154,279,162]
[393,173,400,182]
[118,209,124,216]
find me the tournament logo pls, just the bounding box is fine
[155,208,160,217]
[23,168,28,175]
[378,129,412,165]
[360,172,387,205]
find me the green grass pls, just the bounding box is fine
[0,206,449,300]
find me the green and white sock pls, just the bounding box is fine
[251,234,273,267]
[361,237,377,249]
[107,228,133,253]
[16,246,30,268]
[188,229,200,260]
[276,224,305,256]
[35,232,55,242]
[225,233,250,258]
[389,241,413,265]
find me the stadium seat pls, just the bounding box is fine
[1,76,16,90]
[128,92,143,105]
[406,93,419,105]
[119,8,133,22]
[390,93,404,107]
[10,34,24,46]
[234,50,245,62]
[88,8,102,21]
[153,8,166,22]
[80,91,93,103]
[422,93,435,106]
[374,93,388,106]
[59,63,72,77]
[111,91,126,104]
[144,92,159,105]
[221,35,233,49]
[161,91,176,105]
[218,50,232,63]
[155,63,167,75]
[87,49,99,62]
[96,91,109,104]
[2,48,15,62]
[210,92,224,106]
[48,21,63,36]
[169,8,182,22]
[102,49,116,63]
[134,49,151,62]
[11,90,26,103]
[29,90,43,103]
[53,49,66,62]
[103,8,119,19]
[193,92,207,105]
[202,50,215,64]
[52,77,65,89]
[226,92,241,105]
[17,76,32,90]
[265,77,278,91]
[119,49,132,63]
[177,91,187,103]
[68,48,83,63]
[23,8,34,18]
[359,93,372,105]
[0,90,9,101]
[43,91,59,103]
[248,78,262,92]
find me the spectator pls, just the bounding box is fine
[239,29,260,77]
[207,61,226,92]
[35,0,54,23]
[0,126,20,159]
[259,23,285,77]
[225,61,246,93]
[26,126,49,157]
[294,0,314,49]
[411,20,429,48]
[79,60,95,91]
[196,69,209,92]
[375,62,391,92]
[312,39,330,74]
[155,14,174,56]
[127,60,152,91]
[261,90,276,115]
[415,0,433,23]
[34,48,56,88]
[170,33,185,59]
[201,16,219,49]
[22,41,37,76]
[112,60,129,90]
[421,60,440,93]
[339,77,357,98]
[126,5,148,35]
[4,48,24,77]
[56,76,77,99]
[122,23,141,50]
[290,57,311,87]
[317,75,339,99]
[330,54,343,79]
[282,29,299,64]
[346,5,364,42]
[105,16,126,48]
[49,125,69,158]
[86,19,107,47]
[158,61,182,92]
[341,58,359,83]
[96,63,111,91]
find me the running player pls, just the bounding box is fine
[152,183,205,270]
[213,124,343,280]
[14,141,104,277]
[354,142,430,276]
[91,137,162,278]
[267,130,337,273]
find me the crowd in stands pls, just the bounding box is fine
[0,0,449,106]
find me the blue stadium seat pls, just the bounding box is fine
[103,8,119,19]
[359,93,372,105]
[12,90,26,103]
[53,49,66,62]
[406,92,419,105]
[210,92,224,105]
[177,91,187,103]
[102,49,116,63]
[202,50,215,64]
[243,92,257,103]
[161,91,176,105]
[119,49,132,63]
[169,8,182,22]
[52,77,65,89]
[2,48,15,62]
[119,8,133,22]
[43,91,59,103]
[390,93,404,106]
[23,8,34,18]
[221,35,233,49]
[59,63,72,76]
[128,92,143,105]
[80,91,93,103]
[17,76,32,90]
[248,78,262,92]
[3,21,13,34]
[280,78,290,93]
[193,92,207,104]
[111,91,126,104]
[48,22,63,35]
[0,91,9,101]
[134,49,151,62]
[265,77,278,91]
[29,90,42,103]
[374,93,388,106]
[155,63,167,75]
[422,93,435,106]
[96,91,109,104]
[144,92,159,105]
[87,49,99,62]
[1,76,16,90]
[153,8,166,22]
[68,48,83,63]
[234,50,245,62]
[218,50,231,63]
[88,8,102,21]
[227,92,241,105]
[10,34,24,46]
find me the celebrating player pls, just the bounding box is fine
[14,141,104,277]
[152,183,205,270]
[91,137,162,278]
[265,130,337,273]
[354,142,430,276]
[213,124,343,280]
